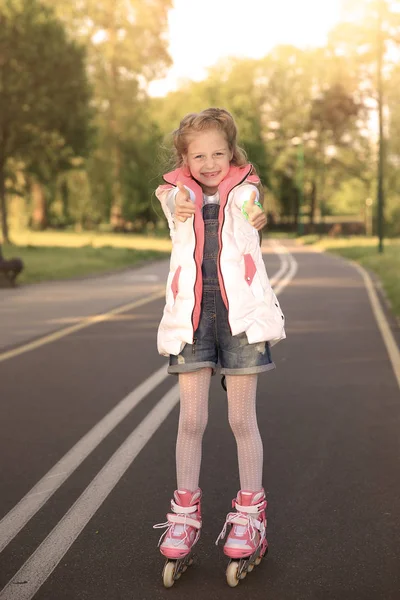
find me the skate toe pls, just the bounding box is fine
[223,538,254,559]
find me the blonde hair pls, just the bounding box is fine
[171,107,248,169]
[163,107,264,212]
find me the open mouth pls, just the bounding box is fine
[202,171,220,178]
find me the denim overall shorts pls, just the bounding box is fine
[168,203,275,375]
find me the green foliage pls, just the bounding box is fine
[0,0,93,240]
[326,178,367,215]
[43,0,173,228]
[0,0,92,168]
[2,0,399,239]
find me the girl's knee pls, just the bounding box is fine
[179,415,208,438]
[228,413,245,436]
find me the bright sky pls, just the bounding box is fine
[149,0,343,97]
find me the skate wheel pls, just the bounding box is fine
[182,565,188,572]
[188,556,194,566]
[247,563,254,572]
[162,561,176,588]
[255,556,262,566]
[226,561,240,587]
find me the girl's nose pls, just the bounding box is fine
[204,156,215,169]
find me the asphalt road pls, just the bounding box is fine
[0,241,399,600]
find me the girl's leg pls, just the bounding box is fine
[226,374,263,492]
[216,374,267,569]
[176,368,212,491]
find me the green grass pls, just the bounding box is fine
[9,229,172,252]
[2,244,170,285]
[264,231,298,239]
[299,236,400,320]
[4,229,399,322]
[1,229,172,284]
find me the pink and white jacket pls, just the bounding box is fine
[155,164,286,357]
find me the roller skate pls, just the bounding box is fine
[215,489,268,587]
[153,488,202,588]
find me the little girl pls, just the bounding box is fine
[153,108,285,587]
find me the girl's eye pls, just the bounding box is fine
[195,155,203,159]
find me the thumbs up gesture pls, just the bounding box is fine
[246,190,266,231]
[175,181,196,223]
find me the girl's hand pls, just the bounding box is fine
[245,191,267,231]
[175,181,196,223]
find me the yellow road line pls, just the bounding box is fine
[351,261,400,390]
[0,289,165,364]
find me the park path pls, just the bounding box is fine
[0,240,399,600]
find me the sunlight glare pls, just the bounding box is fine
[149,0,343,96]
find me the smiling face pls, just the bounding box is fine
[184,128,233,194]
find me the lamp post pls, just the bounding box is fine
[376,0,385,253]
[292,136,304,236]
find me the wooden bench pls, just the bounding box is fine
[0,245,24,286]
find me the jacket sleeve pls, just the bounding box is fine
[155,184,196,238]
[232,183,263,245]
[232,183,261,218]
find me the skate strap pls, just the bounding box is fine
[167,513,202,529]
[234,500,266,514]
[215,510,264,546]
[228,513,263,531]
[153,512,201,547]
[171,500,198,515]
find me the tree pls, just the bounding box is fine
[256,43,378,226]
[44,0,173,228]
[384,62,400,235]
[0,0,92,241]
[255,46,317,223]
[307,82,364,223]
[328,0,400,245]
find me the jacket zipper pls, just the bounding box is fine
[163,169,252,341]
[218,168,252,335]
[190,215,198,343]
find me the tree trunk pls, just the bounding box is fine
[31,179,48,230]
[376,0,385,253]
[61,178,69,222]
[293,188,299,228]
[0,165,9,243]
[309,180,317,226]
[108,9,123,230]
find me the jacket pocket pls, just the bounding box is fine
[243,254,257,286]
[171,265,182,301]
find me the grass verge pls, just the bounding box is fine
[2,244,170,285]
[9,230,172,251]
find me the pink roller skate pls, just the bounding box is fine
[153,488,202,587]
[216,489,268,587]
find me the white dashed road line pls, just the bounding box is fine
[0,243,296,599]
